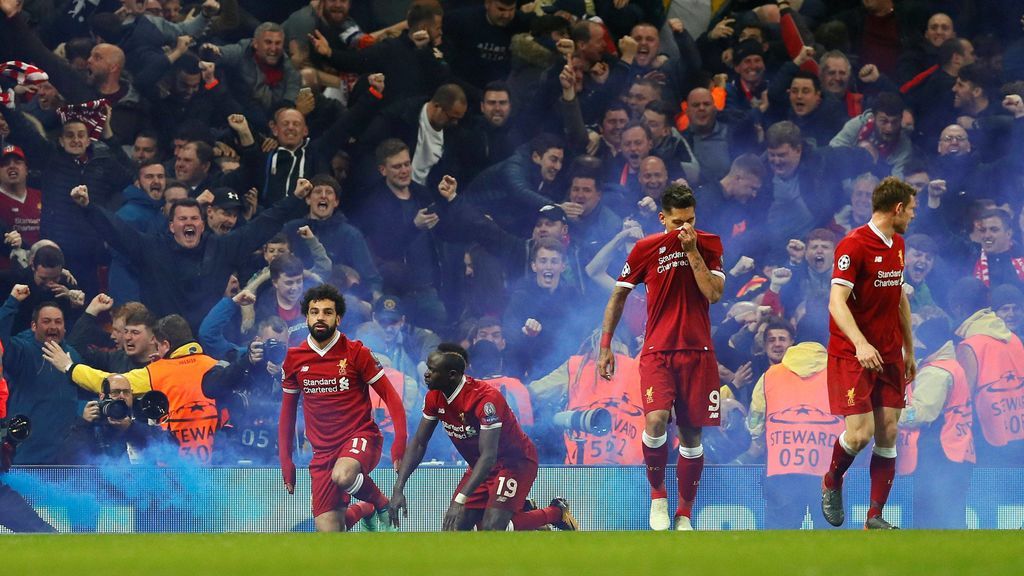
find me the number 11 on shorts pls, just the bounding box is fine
[349,437,368,454]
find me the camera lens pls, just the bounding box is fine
[4,415,31,443]
[100,399,131,420]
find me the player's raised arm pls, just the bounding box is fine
[828,283,882,372]
[679,224,724,303]
[442,427,500,531]
[389,416,438,528]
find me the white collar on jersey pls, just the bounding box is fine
[307,330,341,357]
[445,376,467,404]
[868,220,893,248]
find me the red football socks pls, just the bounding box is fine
[824,437,857,490]
[642,432,669,499]
[676,450,704,519]
[350,473,390,511]
[511,506,563,530]
[868,451,896,519]
[344,501,376,529]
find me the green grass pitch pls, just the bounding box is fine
[2,531,1021,576]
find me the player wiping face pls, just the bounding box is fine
[660,206,698,250]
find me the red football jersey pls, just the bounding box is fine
[828,223,907,361]
[422,376,537,469]
[616,228,725,355]
[281,332,385,452]
[0,187,41,265]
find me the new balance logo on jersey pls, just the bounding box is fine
[300,366,309,372]
[659,246,667,254]
[874,256,883,263]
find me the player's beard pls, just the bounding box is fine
[309,322,337,343]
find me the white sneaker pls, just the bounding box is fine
[674,516,694,531]
[649,498,670,530]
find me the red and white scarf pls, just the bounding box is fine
[974,250,1024,287]
[0,61,48,109]
[56,99,109,141]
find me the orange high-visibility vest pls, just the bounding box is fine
[146,352,222,464]
[897,358,975,475]
[563,354,644,465]
[482,376,534,426]
[960,334,1024,447]
[763,363,844,477]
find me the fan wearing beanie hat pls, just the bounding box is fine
[991,284,1024,337]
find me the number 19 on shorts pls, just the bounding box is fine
[496,476,518,498]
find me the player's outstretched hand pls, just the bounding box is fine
[854,341,883,372]
[389,491,408,529]
[442,501,464,531]
[597,346,615,380]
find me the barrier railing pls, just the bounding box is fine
[2,466,1021,532]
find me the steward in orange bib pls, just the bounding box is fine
[897,317,974,528]
[955,307,1024,463]
[43,315,255,465]
[949,278,1024,529]
[745,342,844,529]
[529,333,644,465]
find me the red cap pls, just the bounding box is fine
[1,145,25,161]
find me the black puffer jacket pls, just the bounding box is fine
[80,195,307,330]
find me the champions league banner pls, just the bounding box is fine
[3,466,1022,532]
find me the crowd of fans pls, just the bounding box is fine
[0,0,1023,489]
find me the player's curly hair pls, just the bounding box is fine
[872,176,916,213]
[301,284,346,318]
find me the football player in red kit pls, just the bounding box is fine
[278,284,408,532]
[821,177,917,530]
[598,184,726,531]
[389,347,578,531]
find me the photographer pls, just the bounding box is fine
[59,375,162,465]
[529,331,644,465]
[0,354,56,532]
[42,314,259,465]
[219,320,291,465]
